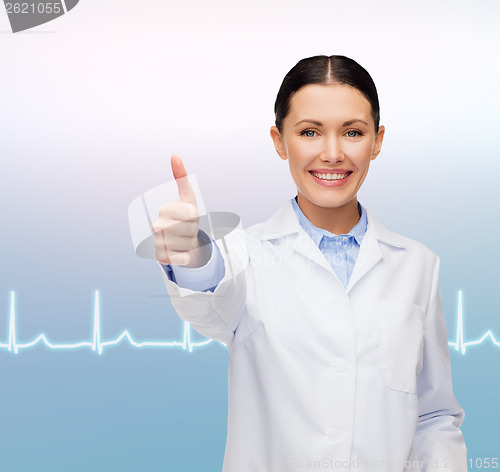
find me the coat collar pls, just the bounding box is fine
[258,198,408,250]
[257,198,408,294]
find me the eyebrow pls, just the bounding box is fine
[294,119,369,127]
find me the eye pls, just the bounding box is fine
[300,129,317,138]
[346,130,362,138]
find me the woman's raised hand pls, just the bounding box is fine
[153,155,210,267]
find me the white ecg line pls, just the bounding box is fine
[0,291,221,355]
[0,290,498,355]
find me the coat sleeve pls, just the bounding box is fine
[413,255,468,472]
[158,223,249,348]
[162,229,226,292]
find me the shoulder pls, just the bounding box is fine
[365,207,439,266]
[243,198,299,244]
[243,221,268,248]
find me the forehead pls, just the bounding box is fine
[286,84,373,124]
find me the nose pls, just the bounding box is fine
[320,134,344,163]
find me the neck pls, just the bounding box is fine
[296,194,360,235]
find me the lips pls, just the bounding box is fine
[308,169,353,187]
[309,170,353,181]
[309,169,353,173]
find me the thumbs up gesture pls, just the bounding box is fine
[153,155,211,267]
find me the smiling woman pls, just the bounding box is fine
[270,82,385,234]
[154,55,468,472]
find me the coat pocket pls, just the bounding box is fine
[377,299,425,395]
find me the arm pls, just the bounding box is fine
[414,255,468,472]
[159,224,249,348]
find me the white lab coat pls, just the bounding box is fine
[160,198,468,472]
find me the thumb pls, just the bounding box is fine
[171,154,197,206]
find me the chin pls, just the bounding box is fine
[305,194,351,209]
[319,200,351,209]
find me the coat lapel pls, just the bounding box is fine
[292,227,335,276]
[346,207,409,293]
[259,198,334,275]
[345,218,383,294]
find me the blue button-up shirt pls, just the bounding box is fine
[163,196,368,291]
[291,196,367,288]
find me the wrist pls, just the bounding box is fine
[184,235,211,268]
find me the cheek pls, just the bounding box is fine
[288,140,317,162]
[347,142,373,166]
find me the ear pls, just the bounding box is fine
[270,126,288,161]
[371,125,385,160]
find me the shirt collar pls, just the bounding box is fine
[291,195,367,247]
[258,198,408,250]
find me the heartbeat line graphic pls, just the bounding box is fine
[0,290,223,355]
[0,290,498,355]
[449,290,499,354]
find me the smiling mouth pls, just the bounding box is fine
[309,171,353,181]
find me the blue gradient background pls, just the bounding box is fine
[1,0,499,470]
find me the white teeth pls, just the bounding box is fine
[311,171,350,181]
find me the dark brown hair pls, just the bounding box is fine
[274,55,380,133]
